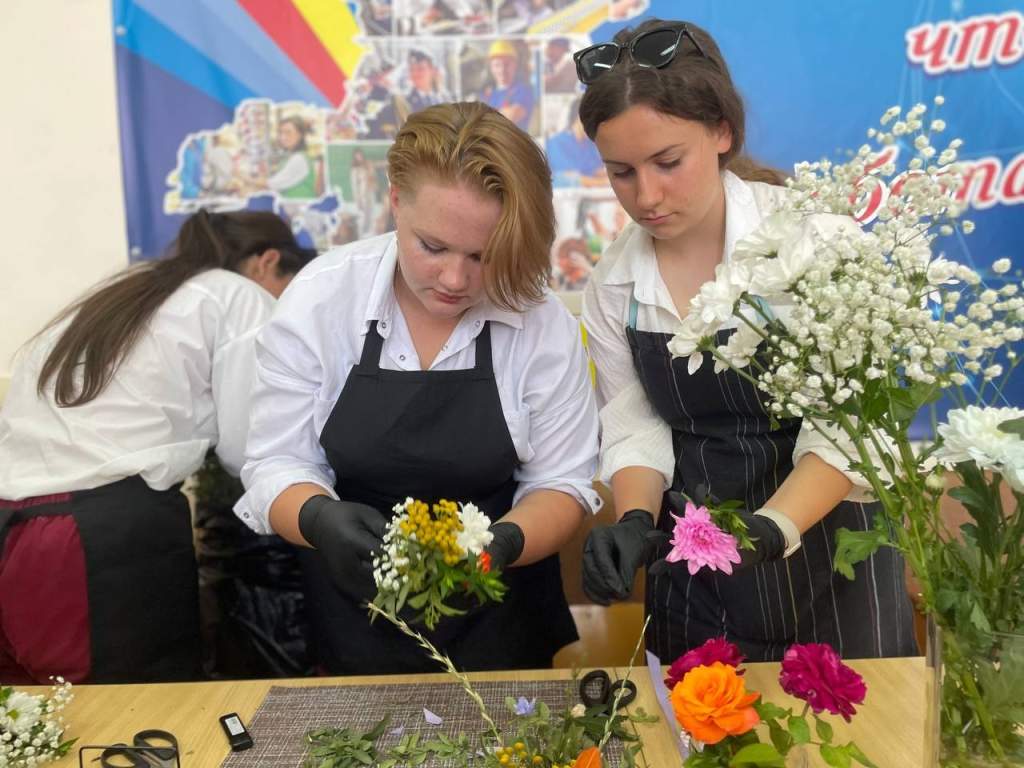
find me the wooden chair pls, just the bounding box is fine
[554,602,646,668]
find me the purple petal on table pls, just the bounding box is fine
[514,696,537,715]
[423,708,443,725]
[646,649,690,761]
[389,725,405,737]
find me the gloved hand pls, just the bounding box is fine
[298,495,385,604]
[582,509,656,605]
[428,521,525,620]
[485,521,525,571]
[648,491,789,577]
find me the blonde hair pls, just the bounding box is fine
[387,101,555,311]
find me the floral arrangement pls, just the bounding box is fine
[668,99,1023,765]
[666,637,875,768]
[0,678,75,767]
[371,497,507,629]
[307,603,657,768]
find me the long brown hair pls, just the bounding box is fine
[387,101,555,311]
[578,19,785,185]
[37,209,313,407]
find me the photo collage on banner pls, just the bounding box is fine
[161,0,649,300]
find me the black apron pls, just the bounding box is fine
[625,298,918,662]
[300,320,577,674]
[0,476,201,682]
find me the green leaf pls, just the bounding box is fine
[815,716,834,743]
[999,416,1024,436]
[846,742,880,767]
[768,720,793,754]
[755,701,790,720]
[729,743,786,767]
[788,714,811,745]
[969,601,993,633]
[820,743,852,768]
[833,527,889,580]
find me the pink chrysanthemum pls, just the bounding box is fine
[665,636,746,689]
[666,502,742,575]
[779,642,867,722]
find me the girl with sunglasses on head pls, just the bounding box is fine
[576,19,919,663]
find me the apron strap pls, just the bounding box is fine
[358,320,386,370]
[627,294,640,331]
[473,322,493,374]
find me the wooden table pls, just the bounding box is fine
[32,657,925,767]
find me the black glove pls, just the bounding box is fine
[298,495,385,604]
[484,521,525,571]
[430,521,524,620]
[648,491,788,577]
[581,509,655,605]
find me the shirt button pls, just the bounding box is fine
[475,320,481,326]
[380,320,387,329]
[399,354,406,361]
[243,512,250,518]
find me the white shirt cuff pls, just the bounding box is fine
[234,469,338,535]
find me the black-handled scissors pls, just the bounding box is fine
[93,729,179,768]
[579,669,637,714]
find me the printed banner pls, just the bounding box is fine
[113,0,1022,413]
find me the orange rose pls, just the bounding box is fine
[670,662,760,745]
[574,747,602,768]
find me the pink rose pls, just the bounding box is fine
[665,636,746,689]
[779,642,866,722]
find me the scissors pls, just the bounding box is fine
[578,669,637,715]
[85,729,180,768]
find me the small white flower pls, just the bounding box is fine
[456,503,492,555]
[571,703,586,718]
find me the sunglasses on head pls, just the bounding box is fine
[573,24,707,85]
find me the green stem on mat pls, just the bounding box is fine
[367,602,504,748]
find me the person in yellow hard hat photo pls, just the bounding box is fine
[481,39,536,131]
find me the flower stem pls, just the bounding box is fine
[367,602,503,747]
[597,615,652,753]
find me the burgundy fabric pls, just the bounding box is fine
[0,493,72,510]
[0,515,91,683]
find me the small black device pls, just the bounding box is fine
[219,712,254,752]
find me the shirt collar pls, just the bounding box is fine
[363,233,524,334]
[600,169,762,299]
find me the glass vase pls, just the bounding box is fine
[926,616,1024,767]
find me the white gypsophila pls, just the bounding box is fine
[669,98,1022,491]
[934,406,1024,473]
[455,503,492,555]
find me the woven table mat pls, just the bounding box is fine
[221,679,630,766]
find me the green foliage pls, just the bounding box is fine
[832,517,891,580]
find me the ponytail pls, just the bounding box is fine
[37,209,304,406]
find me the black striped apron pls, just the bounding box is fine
[626,297,918,662]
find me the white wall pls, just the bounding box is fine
[0,1,127,385]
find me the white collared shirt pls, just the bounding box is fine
[582,171,872,500]
[0,269,274,499]
[236,233,602,533]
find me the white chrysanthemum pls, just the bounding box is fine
[3,691,43,735]
[935,406,1024,471]
[1004,445,1024,492]
[733,210,804,261]
[456,503,492,555]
